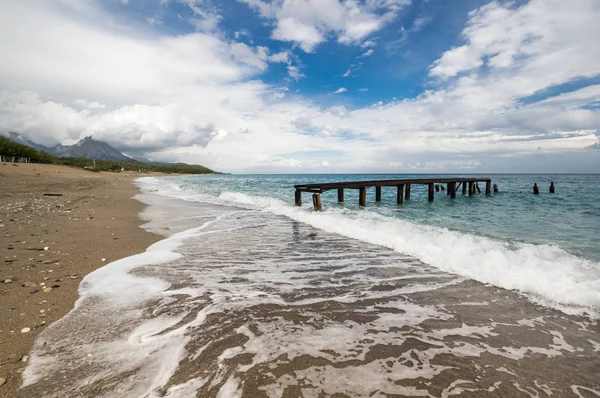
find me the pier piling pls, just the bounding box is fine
[485,181,491,195]
[550,182,555,193]
[338,188,344,203]
[428,183,435,202]
[405,184,411,200]
[397,185,404,205]
[435,184,440,192]
[449,182,457,199]
[376,186,382,202]
[462,182,467,195]
[533,183,539,195]
[493,183,499,193]
[295,190,302,206]
[359,187,367,207]
[312,193,322,211]
[468,182,474,197]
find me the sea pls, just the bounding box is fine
[21,174,600,397]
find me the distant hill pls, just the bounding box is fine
[2,132,131,162]
[0,135,214,174]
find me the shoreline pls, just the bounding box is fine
[0,163,163,397]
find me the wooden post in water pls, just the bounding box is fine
[446,183,451,195]
[375,186,382,202]
[493,183,499,193]
[295,190,302,206]
[462,182,467,195]
[312,193,322,211]
[449,182,457,199]
[435,184,440,192]
[485,181,491,195]
[549,182,555,193]
[397,184,404,205]
[405,184,411,200]
[359,187,367,206]
[468,182,475,197]
[533,183,539,195]
[337,188,344,203]
[428,183,434,202]
[476,182,481,193]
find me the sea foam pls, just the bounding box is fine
[138,177,600,318]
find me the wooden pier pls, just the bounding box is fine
[294,177,493,211]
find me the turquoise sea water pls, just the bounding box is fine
[168,174,600,262]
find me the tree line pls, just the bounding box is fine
[0,137,214,174]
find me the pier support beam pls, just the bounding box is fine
[549,182,555,193]
[485,181,491,195]
[476,183,481,193]
[447,183,451,195]
[493,184,499,193]
[468,182,474,197]
[405,184,411,200]
[428,183,434,202]
[462,182,467,195]
[337,188,344,203]
[359,187,367,206]
[295,190,302,206]
[376,186,382,202]
[312,193,322,211]
[449,182,457,199]
[397,184,404,205]
[435,184,440,192]
[533,183,539,195]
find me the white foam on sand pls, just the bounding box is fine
[137,178,600,318]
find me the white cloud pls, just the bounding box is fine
[240,0,409,52]
[0,0,598,173]
[361,40,376,48]
[334,87,348,94]
[359,49,374,58]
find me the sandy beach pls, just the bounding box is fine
[0,163,161,397]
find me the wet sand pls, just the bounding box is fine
[0,163,162,397]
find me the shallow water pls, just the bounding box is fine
[20,176,600,397]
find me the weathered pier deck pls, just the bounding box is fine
[295,177,495,211]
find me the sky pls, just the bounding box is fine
[0,0,599,173]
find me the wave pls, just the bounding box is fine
[137,177,600,318]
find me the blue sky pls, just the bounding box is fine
[0,0,598,172]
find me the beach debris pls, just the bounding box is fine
[153,387,166,397]
[44,247,49,251]
[7,354,21,363]
[0,377,6,387]
[42,287,53,293]
[20,328,31,334]
[43,193,63,197]
[143,312,154,319]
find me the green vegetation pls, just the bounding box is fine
[0,136,213,174]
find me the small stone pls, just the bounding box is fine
[154,387,166,397]
[3,279,12,284]
[22,282,37,288]
[42,287,52,293]
[143,312,154,319]
[7,354,21,363]
[21,328,31,334]
[101,258,106,262]
[21,356,29,363]
[0,377,6,387]
[43,247,49,251]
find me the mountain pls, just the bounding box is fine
[3,132,53,152]
[2,132,132,162]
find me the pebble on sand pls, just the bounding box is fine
[21,327,31,334]
[42,287,53,293]
[0,377,6,387]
